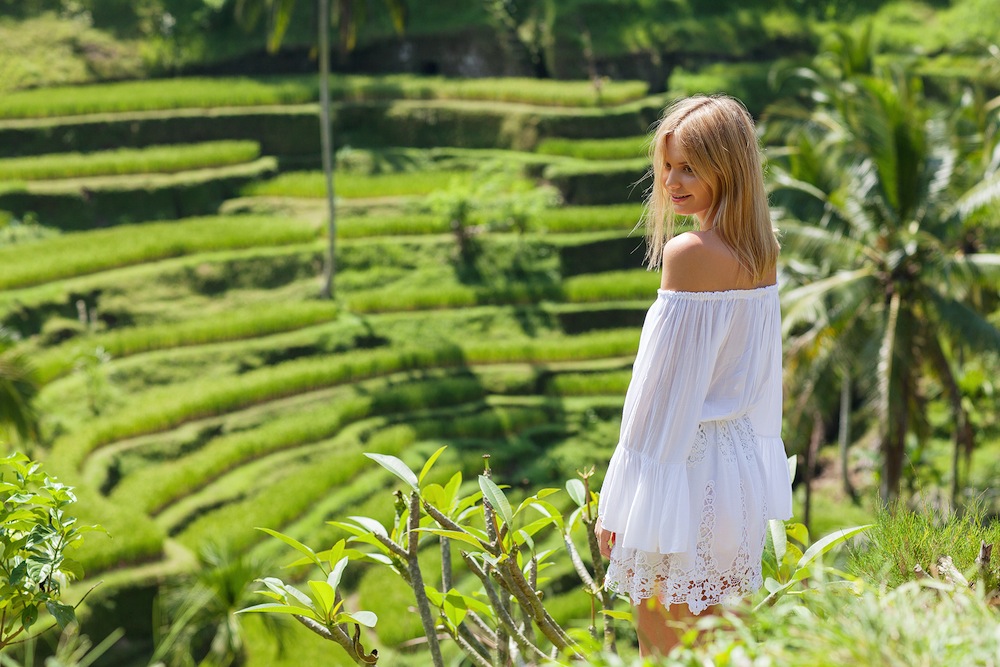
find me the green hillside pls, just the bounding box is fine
[1,2,998,665]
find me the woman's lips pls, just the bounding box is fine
[671,194,690,202]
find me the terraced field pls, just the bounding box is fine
[0,75,671,665]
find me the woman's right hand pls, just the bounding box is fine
[594,515,615,559]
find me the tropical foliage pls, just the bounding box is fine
[768,30,1000,502]
[0,453,93,651]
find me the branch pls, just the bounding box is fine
[450,627,493,667]
[293,616,376,665]
[563,532,596,589]
[461,552,551,664]
[423,500,500,557]
[407,491,445,667]
[582,515,617,654]
[497,555,579,656]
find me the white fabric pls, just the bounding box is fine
[598,284,792,614]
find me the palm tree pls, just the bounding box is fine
[769,57,1000,502]
[151,542,282,667]
[235,0,407,299]
[0,330,39,449]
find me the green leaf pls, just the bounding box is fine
[444,472,462,510]
[442,590,468,628]
[45,601,75,628]
[413,528,486,550]
[418,445,448,485]
[794,524,872,576]
[514,529,535,550]
[327,557,349,593]
[365,453,418,491]
[309,580,336,617]
[422,483,448,510]
[478,476,513,526]
[785,522,809,546]
[59,557,84,581]
[21,605,37,629]
[347,516,389,538]
[238,603,320,619]
[599,610,632,621]
[256,528,323,570]
[342,610,378,628]
[566,479,586,508]
[786,456,797,483]
[769,519,787,564]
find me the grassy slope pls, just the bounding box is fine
[3,12,996,661]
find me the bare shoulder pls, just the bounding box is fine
[660,231,757,292]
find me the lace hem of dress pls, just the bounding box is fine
[604,479,765,616]
[604,550,763,616]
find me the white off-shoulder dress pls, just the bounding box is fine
[598,284,793,615]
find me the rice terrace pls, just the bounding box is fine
[0,0,998,665]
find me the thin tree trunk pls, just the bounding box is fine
[839,369,857,503]
[319,0,337,300]
[804,409,824,533]
[878,291,901,502]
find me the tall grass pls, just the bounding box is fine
[0,215,320,290]
[0,75,650,120]
[242,170,471,199]
[846,501,1000,587]
[0,141,260,180]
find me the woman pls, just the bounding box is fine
[595,95,793,656]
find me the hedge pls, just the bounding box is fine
[0,158,278,229]
[0,214,318,290]
[0,96,668,159]
[0,141,261,180]
[543,157,649,205]
[0,75,651,120]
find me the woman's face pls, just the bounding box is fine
[662,135,714,224]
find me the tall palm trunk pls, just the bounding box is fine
[839,369,857,503]
[318,0,337,300]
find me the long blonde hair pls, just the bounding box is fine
[643,95,778,283]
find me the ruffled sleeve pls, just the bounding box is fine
[597,292,735,554]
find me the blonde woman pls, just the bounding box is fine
[595,95,793,656]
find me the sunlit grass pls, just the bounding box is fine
[0,141,260,180]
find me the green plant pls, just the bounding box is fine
[0,453,96,651]
[242,448,624,665]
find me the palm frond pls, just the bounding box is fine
[781,268,875,336]
[923,287,1000,356]
[942,252,1000,290]
[951,171,1000,221]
